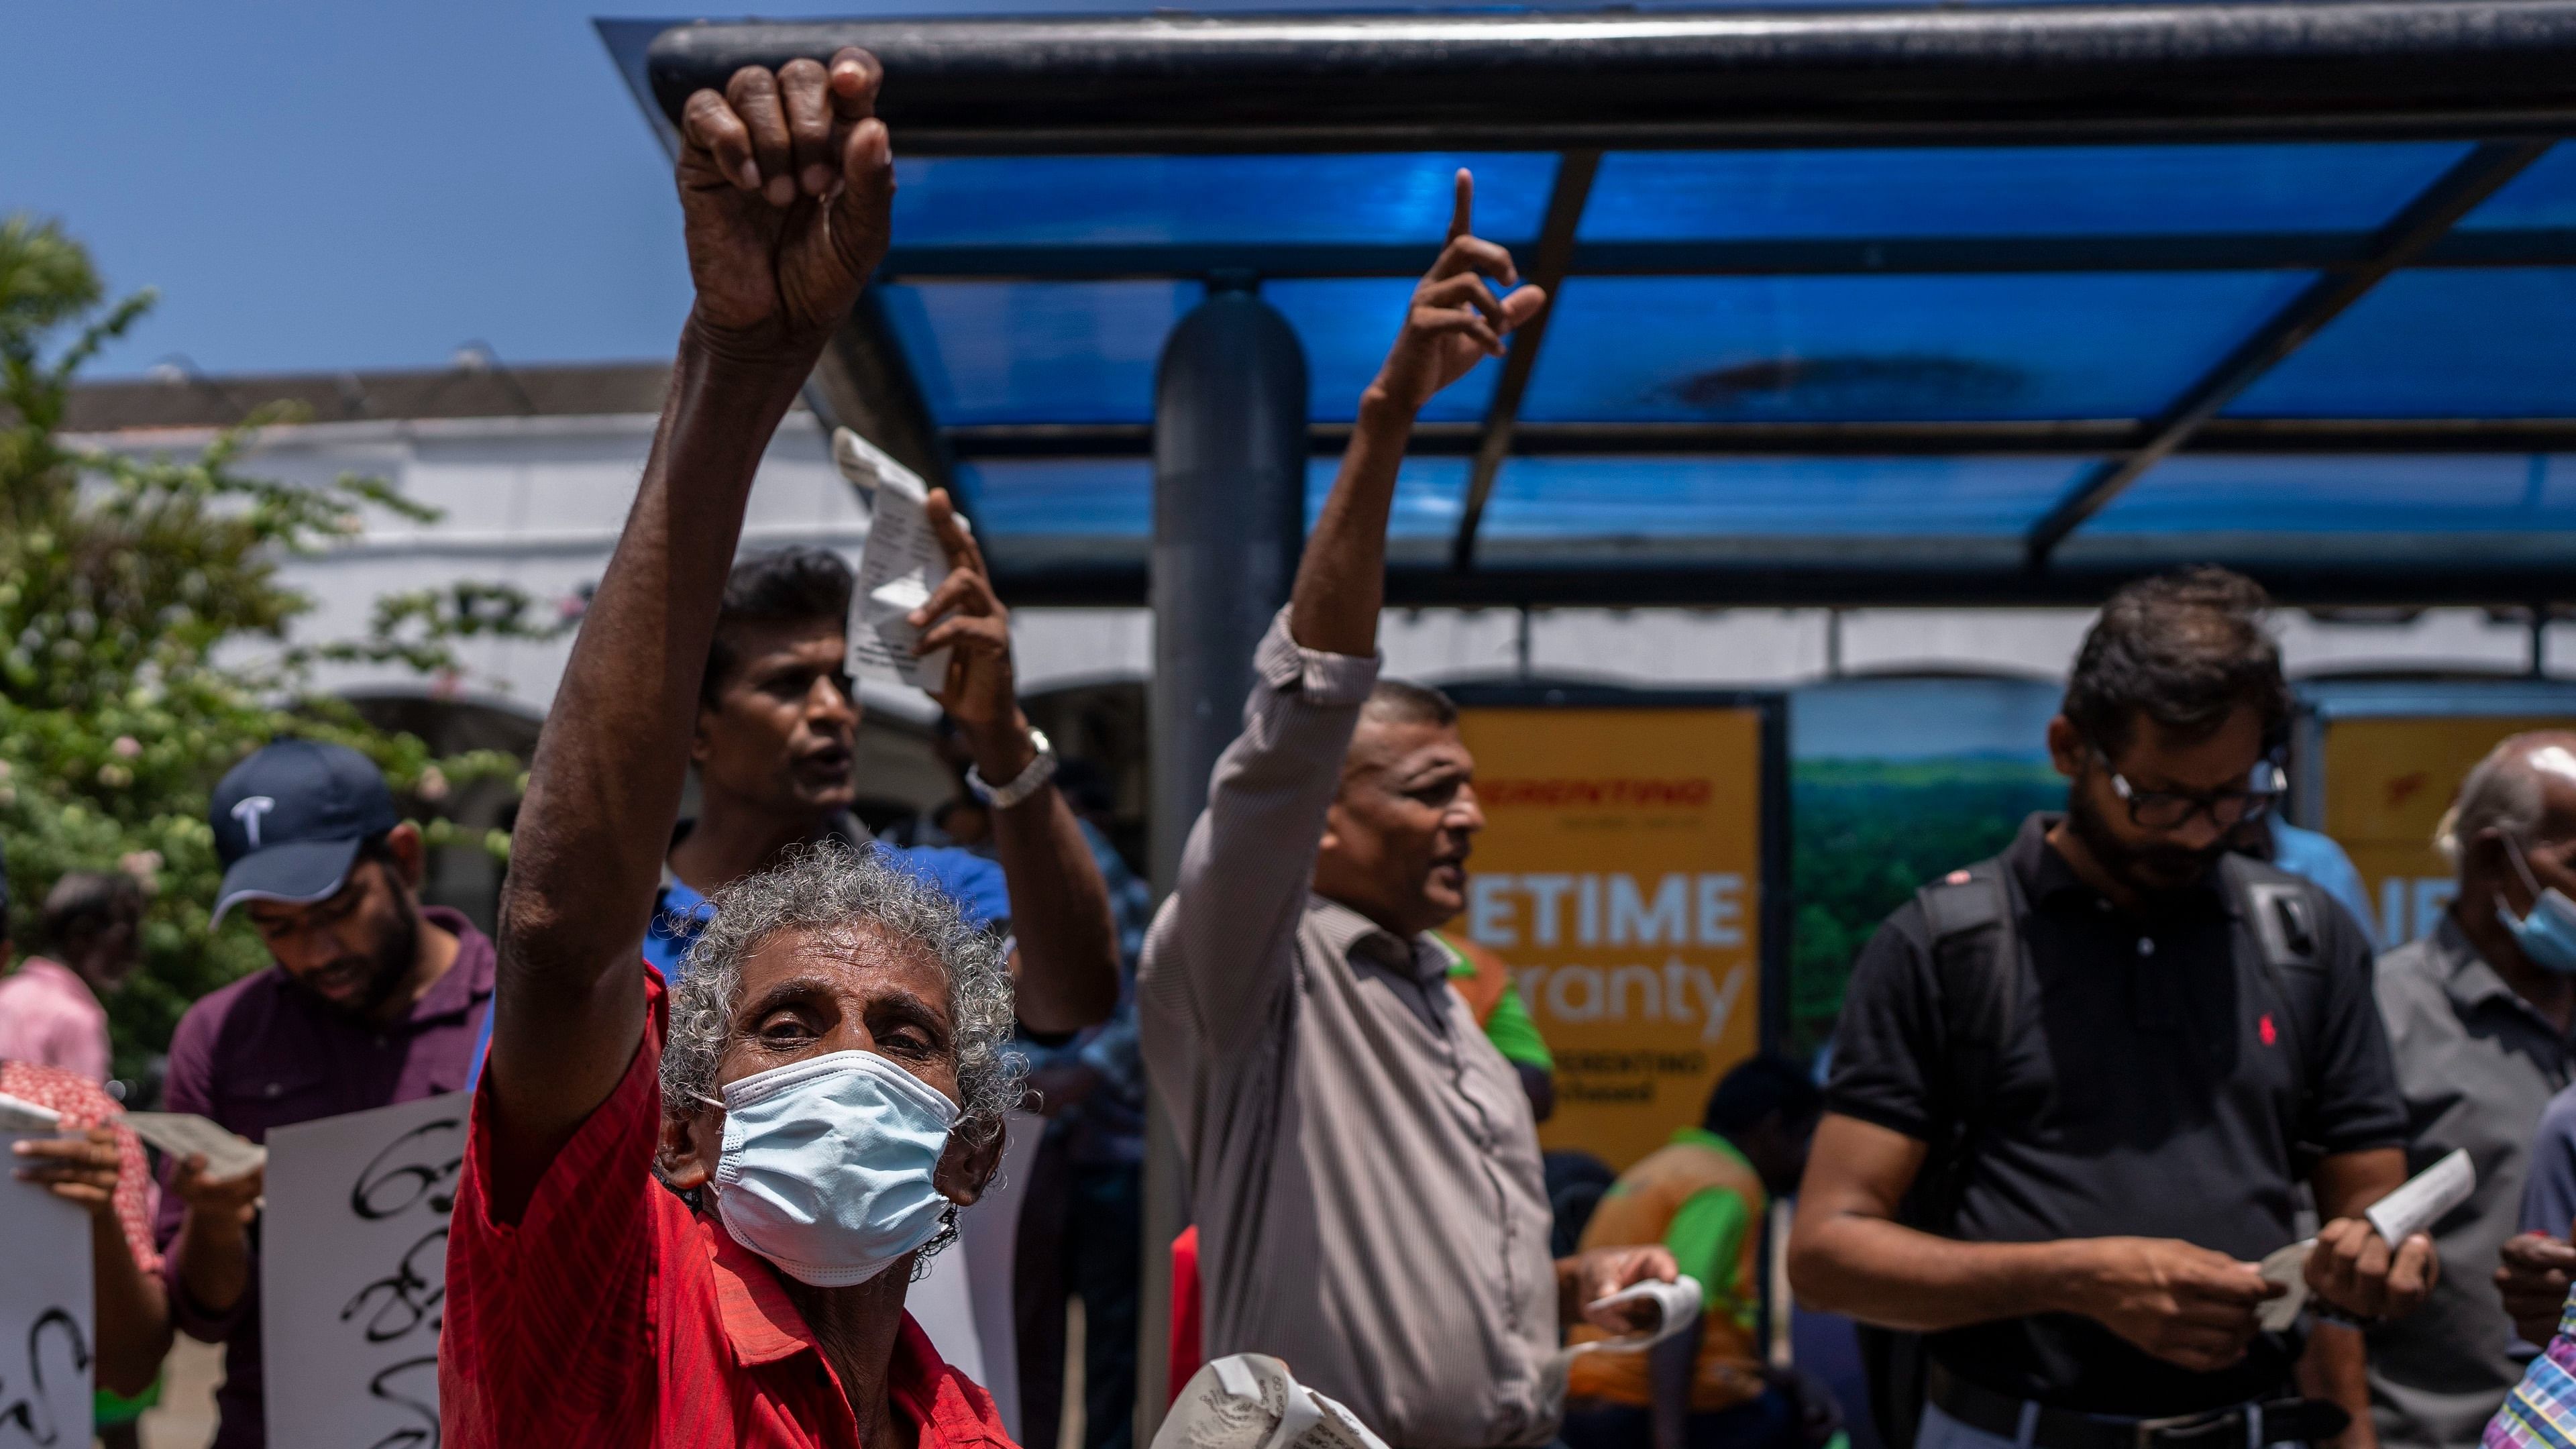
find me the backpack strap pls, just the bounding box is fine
[2218,851,2331,1174]
[1907,857,2025,1231]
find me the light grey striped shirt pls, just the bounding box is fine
[1139,610,1560,1449]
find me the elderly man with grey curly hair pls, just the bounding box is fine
[439,47,1034,1449]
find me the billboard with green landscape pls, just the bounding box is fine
[1789,677,2065,1051]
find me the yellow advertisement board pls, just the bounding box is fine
[1449,704,1771,1171]
[2322,714,2573,947]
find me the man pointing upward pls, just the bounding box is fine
[1140,172,1676,1449]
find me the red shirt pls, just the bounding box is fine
[441,970,1017,1449]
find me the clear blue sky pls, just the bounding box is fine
[3,0,1341,379]
[5,0,2051,381]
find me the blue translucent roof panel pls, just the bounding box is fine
[881,280,1191,424]
[2457,144,2576,230]
[1581,143,2469,241]
[2084,454,2576,533]
[1521,272,2310,423]
[2226,270,2576,418]
[887,278,1510,425]
[892,153,1556,246]
[957,458,1152,539]
[954,455,1464,555]
[1265,278,1509,424]
[1478,456,2092,539]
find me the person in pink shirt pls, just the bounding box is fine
[0,870,144,1083]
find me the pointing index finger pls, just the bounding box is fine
[1449,168,1474,244]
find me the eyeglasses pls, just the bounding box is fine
[2096,753,2286,830]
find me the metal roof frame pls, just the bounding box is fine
[602,3,2576,609]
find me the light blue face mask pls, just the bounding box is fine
[2497,836,2576,976]
[701,1049,962,1287]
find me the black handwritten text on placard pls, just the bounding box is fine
[0,1308,92,1448]
[340,1117,462,1351]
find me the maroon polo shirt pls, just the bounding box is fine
[152,906,496,1449]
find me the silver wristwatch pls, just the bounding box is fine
[966,727,1058,809]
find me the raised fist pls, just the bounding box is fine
[678,48,895,362]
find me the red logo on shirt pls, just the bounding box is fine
[2259,1014,2277,1046]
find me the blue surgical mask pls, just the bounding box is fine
[2497,837,2576,976]
[700,1049,961,1287]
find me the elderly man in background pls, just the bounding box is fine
[1138,171,1674,1449]
[2343,735,2576,1449]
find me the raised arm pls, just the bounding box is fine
[1144,171,1546,1040]
[483,48,894,1220]
[1291,170,1544,657]
[907,494,1120,1032]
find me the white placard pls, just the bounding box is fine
[836,427,956,694]
[0,1132,93,1448]
[262,1092,464,1449]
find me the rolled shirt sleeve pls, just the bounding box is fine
[1141,607,1380,1061]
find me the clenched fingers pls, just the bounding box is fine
[827,47,881,123]
[682,89,761,193]
[2381,1233,2439,1316]
[1420,272,1507,331]
[1429,233,1520,288]
[916,610,1012,660]
[909,566,1001,632]
[1407,303,1503,358]
[13,1129,119,1210]
[777,58,835,198]
[2310,1217,2432,1318]
[726,67,798,206]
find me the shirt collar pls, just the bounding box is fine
[2432,912,2566,1024]
[702,1215,822,1367]
[1309,896,1446,985]
[700,1220,1015,1448]
[406,908,496,1028]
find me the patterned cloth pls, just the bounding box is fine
[441,966,1020,1448]
[2489,1294,2576,1449]
[0,1059,160,1273]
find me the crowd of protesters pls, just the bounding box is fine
[13,42,2576,1449]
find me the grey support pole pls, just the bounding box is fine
[1136,279,1307,1446]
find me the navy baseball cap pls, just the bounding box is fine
[209,739,401,925]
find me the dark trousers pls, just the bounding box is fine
[1017,1133,1143,1449]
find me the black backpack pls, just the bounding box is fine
[1855,852,2336,1449]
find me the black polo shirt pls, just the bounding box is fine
[1825,813,2405,1416]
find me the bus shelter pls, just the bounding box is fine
[604,1,2576,1432]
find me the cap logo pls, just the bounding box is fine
[232,796,278,850]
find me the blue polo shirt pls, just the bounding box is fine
[642,831,1011,980]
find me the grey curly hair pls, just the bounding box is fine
[660,842,1022,1142]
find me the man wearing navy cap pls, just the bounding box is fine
[152,737,496,1449]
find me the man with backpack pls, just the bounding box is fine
[1788,568,2436,1449]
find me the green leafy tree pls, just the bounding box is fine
[1,213,559,1080]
